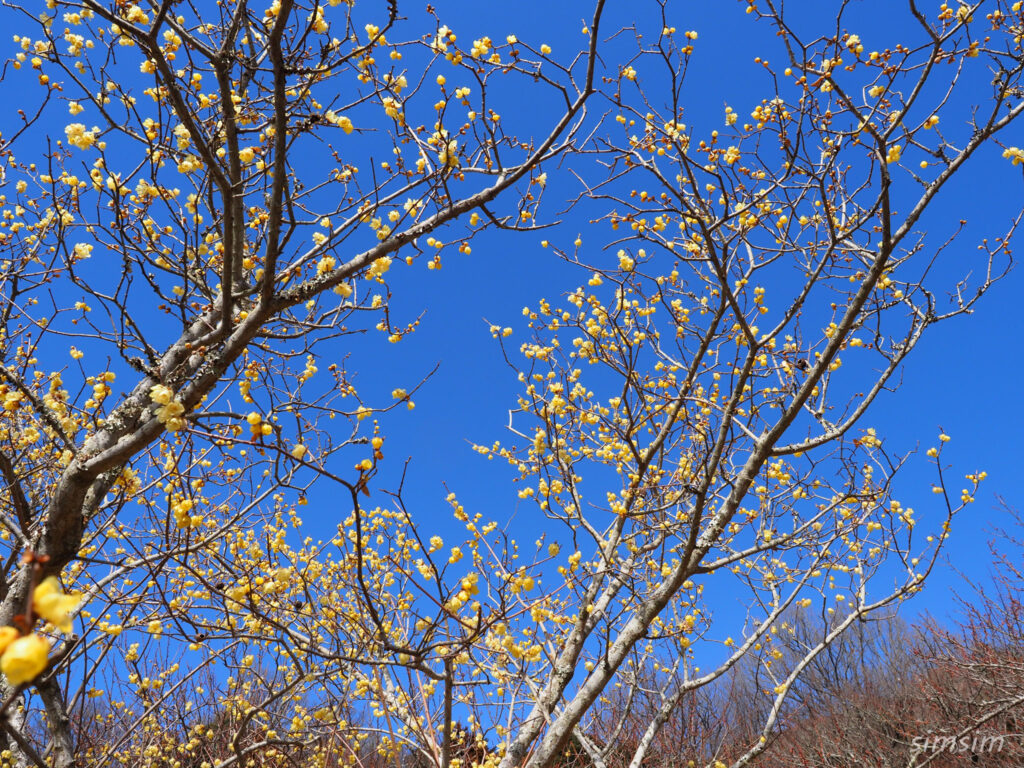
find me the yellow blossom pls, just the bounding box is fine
[32,577,81,634]
[1003,147,1024,166]
[64,123,97,150]
[1,634,49,685]
[0,627,18,656]
[326,111,354,134]
[156,401,185,431]
[149,384,173,405]
[439,139,460,167]
[317,255,336,275]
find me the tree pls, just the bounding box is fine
[719,609,930,768]
[709,506,1024,768]
[0,1,1021,768]
[909,500,1024,766]
[563,544,1024,768]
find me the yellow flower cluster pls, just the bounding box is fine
[177,154,203,174]
[439,139,459,168]
[64,123,97,150]
[150,384,186,431]
[0,578,81,686]
[317,255,336,275]
[34,578,81,633]
[1003,147,1024,165]
[246,411,274,438]
[325,111,354,134]
[0,633,49,686]
[365,256,392,280]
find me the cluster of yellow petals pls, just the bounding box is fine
[150,384,186,431]
[0,578,80,685]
